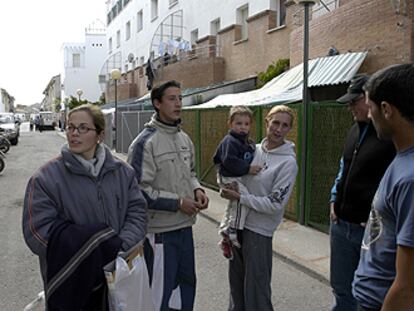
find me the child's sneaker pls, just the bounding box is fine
[219,239,233,260]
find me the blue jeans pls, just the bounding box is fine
[330,218,365,311]
[144,227,196,311]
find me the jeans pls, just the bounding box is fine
[330,218,365,311]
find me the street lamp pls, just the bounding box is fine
[111,68,121,149]
[76,89,83,102]
[294,0,318,225]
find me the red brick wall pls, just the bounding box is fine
[218,9,293,81]
[153,56,225,89]
[290,0,414,73]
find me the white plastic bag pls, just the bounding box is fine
[105,248,154,311]
[23,291,45,311]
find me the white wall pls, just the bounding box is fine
[106,0,271,74]
[63,32,108,102]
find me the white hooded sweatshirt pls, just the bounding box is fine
[240,138,298,237]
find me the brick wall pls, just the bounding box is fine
[217,9,293,81]
[290,0,414,73]
[153,56,225,89]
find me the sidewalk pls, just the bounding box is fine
[201,187,330,284]
[56,130,330,283]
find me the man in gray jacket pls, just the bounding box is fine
[128,80,209,311]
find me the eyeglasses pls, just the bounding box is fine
[66,124,97,134]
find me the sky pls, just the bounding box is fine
[0,0,106,106]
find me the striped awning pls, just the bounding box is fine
[192,51,367,109]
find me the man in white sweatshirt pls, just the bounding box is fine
[221,105,298,311]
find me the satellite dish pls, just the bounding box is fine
[127,53,135,63]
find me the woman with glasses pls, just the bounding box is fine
[22,104,147,310]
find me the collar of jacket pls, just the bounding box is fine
[61,144,120,177]
[146,113,181,134]
[228,129,248,142]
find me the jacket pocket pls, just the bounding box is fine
[154,152,176,171]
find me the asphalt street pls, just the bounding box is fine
[0,125,331,310]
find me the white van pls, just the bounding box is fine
[39,111,57,130]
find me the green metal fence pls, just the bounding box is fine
[182,101,352,233]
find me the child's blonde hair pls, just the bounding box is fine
[228,105,253,125]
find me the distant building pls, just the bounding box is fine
[41,75,61,111]
[102,0,414,103]
[0,88,15,113]
[62,20,108,103]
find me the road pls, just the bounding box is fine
[0,125,331,310]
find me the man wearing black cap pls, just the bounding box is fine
[329,75,395,311]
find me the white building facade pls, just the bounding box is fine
[62,20,108,103]
[105,0,286,74]
[0,88,15,113]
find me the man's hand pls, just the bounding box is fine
[330,202,338,223]
[220,188,240,201]
[179,198,201,215]
[195,189,209,210]
[249,165,262,175]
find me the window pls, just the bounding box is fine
[126,21,131,40]
[72,53,80,67]
[107,12,112,25]
[210,18,221,35]
[137,10,143,32]
[270,0,286,27]
[236,5,249,40]
[116,30,121,47]
[151,0,158,20]
[190,29,198,46]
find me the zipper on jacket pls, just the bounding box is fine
[94,178,107,223]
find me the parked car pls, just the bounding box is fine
[39,111,57,131]
[0,113,20,145]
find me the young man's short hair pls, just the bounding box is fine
[364,63,414,122]
[228,106,254,124]
[151,80,181,111]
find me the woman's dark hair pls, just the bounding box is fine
[150,80,181,111]
[364,63,414,122]
[68,104,105,134]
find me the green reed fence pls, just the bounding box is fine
[182,101,353,232]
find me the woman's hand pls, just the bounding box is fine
[220,188,241,201]
[249,165,262,175]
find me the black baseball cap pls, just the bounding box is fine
[337,75,369,104]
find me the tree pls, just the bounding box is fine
[257,58,290,88]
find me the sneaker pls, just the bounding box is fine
[219,239,233,260]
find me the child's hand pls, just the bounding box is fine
[249,165,262,175]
